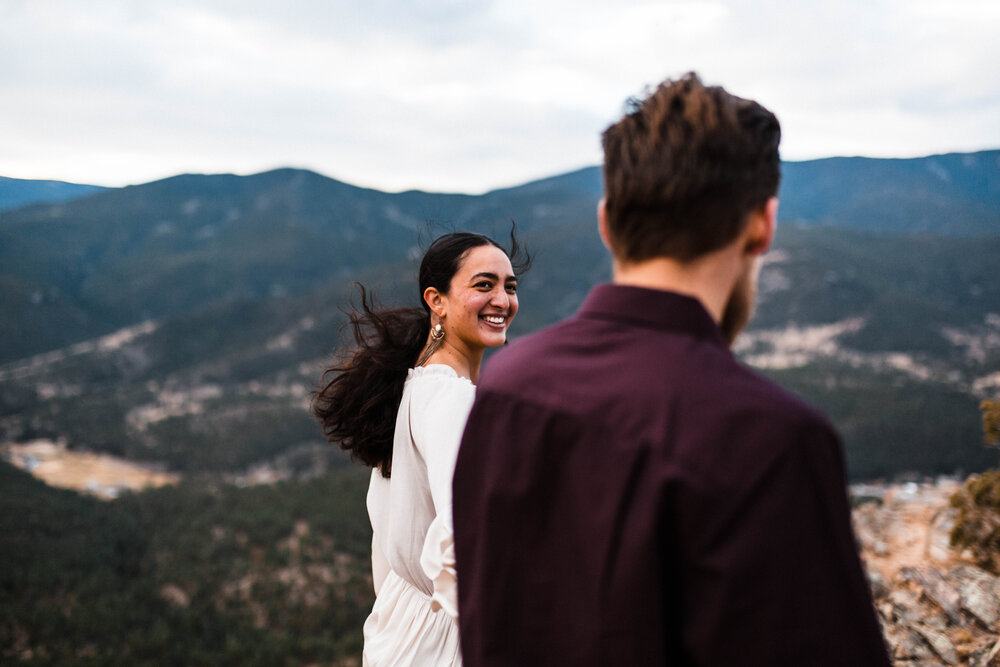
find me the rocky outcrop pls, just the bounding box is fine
[853,479,1000,666]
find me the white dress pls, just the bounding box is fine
[363,364,475,667]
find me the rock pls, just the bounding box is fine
[852,478,1000,666]
[922,610,950,631]
[983,636,1000,667]
[951,564,1000,629]
[889,588,925,625]
[961,633,1000,667]
[912,624,960,665]
[899,566,964,625]
[890,626,937,661]
[853,502,889,553]
[928,508,957,562]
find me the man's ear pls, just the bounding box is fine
[423,286,446,319]
[746,197,778,256]
[597,198,612,250]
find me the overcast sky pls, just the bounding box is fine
[2,0,998,193]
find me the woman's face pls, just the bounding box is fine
[440,244,518,352]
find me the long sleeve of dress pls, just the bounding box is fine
[410,372,475,618]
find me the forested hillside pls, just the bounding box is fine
[0,459,373,665]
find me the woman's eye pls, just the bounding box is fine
[475,281,492,289]
[506,284,517,293]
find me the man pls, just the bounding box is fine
[452,73,890,665]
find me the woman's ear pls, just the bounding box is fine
[423,286,446,319]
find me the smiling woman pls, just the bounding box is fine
[418,243,520,378]
[311,229,528,666]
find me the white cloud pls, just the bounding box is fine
[0,0,997,191]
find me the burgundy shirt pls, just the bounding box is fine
[453,284,890,666]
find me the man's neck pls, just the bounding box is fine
[610,247,746,324]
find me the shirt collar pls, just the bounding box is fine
[577,283,728,347]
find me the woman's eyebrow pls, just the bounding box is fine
[470,272,517,282]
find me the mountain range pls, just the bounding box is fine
[1,150,999,482]
[0,176,106,212]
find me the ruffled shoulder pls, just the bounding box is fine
[407,364,474,385]
[405,365,476,455]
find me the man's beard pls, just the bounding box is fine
[720,260,760,346]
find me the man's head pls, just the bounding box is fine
[600,72,781,264]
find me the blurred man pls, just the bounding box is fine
[453,73,890,665]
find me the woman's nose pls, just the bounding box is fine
[490,289,509,308]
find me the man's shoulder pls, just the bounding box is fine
[724,360,835,434]
[662,362,844,499]
[479,317,581,387]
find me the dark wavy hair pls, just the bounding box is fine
[312,229,529,477]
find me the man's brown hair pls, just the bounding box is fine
[601,72,781,263]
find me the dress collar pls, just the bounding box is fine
[408,363,473,384]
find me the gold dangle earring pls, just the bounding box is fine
[415,320,445,368]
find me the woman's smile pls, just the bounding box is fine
[480,313,508,328]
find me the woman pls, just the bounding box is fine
[313,231,527,666]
